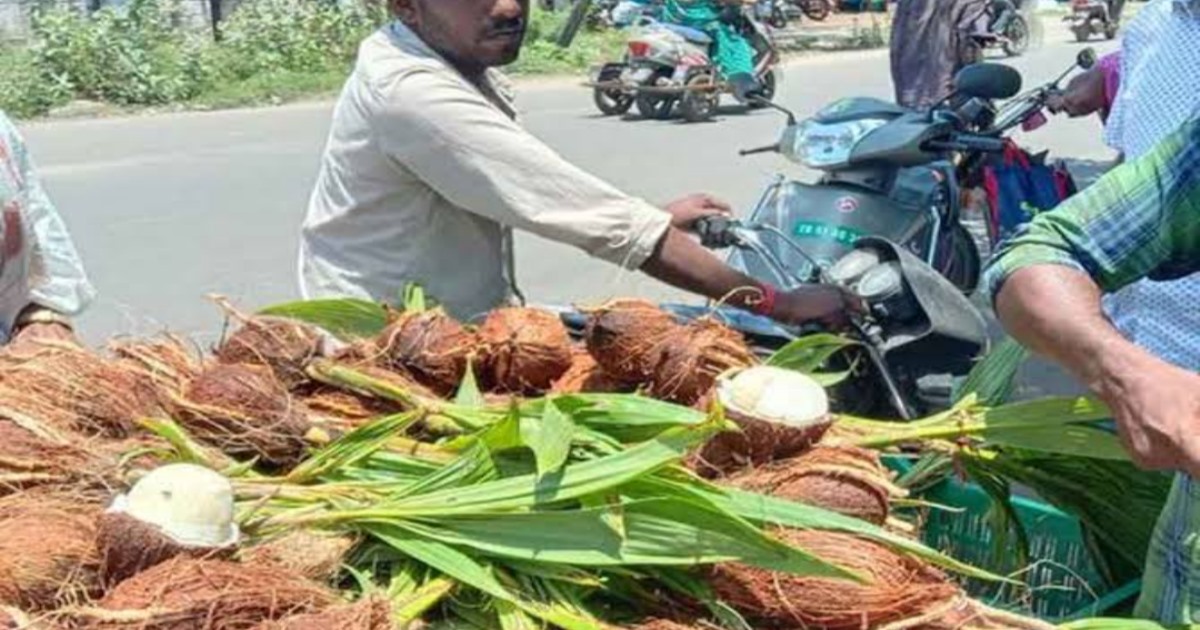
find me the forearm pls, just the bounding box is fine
[640,228,765,310]
[995,265,1157,397]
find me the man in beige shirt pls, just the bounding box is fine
[301,0,849,325]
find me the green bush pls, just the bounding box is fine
[0,47,69,119]
[30,0,212,106]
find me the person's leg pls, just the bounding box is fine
[1109,0,1126,23]
[711,23,760,100]
[991,0,1016,33]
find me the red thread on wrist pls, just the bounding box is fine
[753,284,777,317]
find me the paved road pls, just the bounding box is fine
[18,20,1116,395]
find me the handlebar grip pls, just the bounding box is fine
[958,135,1007,152]
[694,216,740,249]
[739,143,780,157]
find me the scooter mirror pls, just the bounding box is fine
[953,63,1023,100]
[1077,48,1097,70]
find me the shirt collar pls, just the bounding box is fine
[385,21,517,116]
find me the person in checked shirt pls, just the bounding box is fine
[300,0,853,327]
[0,110,95,353]
[986,117,1200,622]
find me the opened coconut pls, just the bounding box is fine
[646,319,755,406]
[0,492,101,611]
[728,446,906,525]
[177,363,310,466]
[376,310,479,396]
[584,299,679,382]
[75,557,334,630]
[692,367,832,476]
[252,596,394,630]
[216,317,324,391]
[239,531,354,583]
[550,349,630,394]
[97,464,240,587]
[710,529,958,629]
[0,345,161,439]
[479,308,572,393]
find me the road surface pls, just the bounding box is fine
[18,20,1116,396]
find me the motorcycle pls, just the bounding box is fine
[971,0,1033,58]
[793,0,832,21]
[586,8,780,123]
[1065,0,1119,42]
[729,47,1096,300]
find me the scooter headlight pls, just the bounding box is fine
[787,118,887,169]
[855,262,905,301]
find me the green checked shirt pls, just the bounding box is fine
[984,116,1200,623]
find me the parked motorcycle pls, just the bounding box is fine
[793,0,832,21]
[971,1,1033,57]
[1065,0,1119,42]
[586,9,780,122]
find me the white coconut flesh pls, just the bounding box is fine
[108,463,241,548]
[716,366,830,428]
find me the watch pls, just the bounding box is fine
[13,307,73,332]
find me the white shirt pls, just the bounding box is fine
[0,111,95,342]
[1100,0,1200,371]
[299,23,672,320]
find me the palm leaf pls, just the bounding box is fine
[259,298,389,340]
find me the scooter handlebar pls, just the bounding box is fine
[739,143,781,156]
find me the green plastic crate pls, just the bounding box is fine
[885,456,1141,622]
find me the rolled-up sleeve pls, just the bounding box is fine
[4,115,96,316]
[368,69,672,270]
[984,117,1200,304]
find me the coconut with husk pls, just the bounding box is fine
[251,596,394,630]
[239,531,355,584]
[376,310,479,397]
[646,319,756,406]
[0,421,113,496]
[213,297,325,391]
[109,334,203,398]
[479,308,573,394]
[550,349,630,394]
[709,529,1055,630]
[175,363,310,466]
[0,492,101,612]
[583,299,680,383]
[73,557,335,630]
[97,464,240,588]
[727,446,907,525]
[690,367,833,477]
[0,344,162,440]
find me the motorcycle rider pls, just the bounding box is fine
[661,0,764,100]
[988,0,1019,36]
[890,0,989,109]
[301,0,853,326]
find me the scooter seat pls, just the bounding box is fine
[659,23,713,45]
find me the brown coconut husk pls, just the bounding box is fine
[74,557,335,630]
[884,597,1056,630]
[0,492,102,611]
[690,414,832,479]
[176,364,309,467]
[0,606,60,630]
[709,529,960,630]
[630,620,709,630]
[0,421,114,496]
[0,344,162,440]
[215,316,324,391]
[96,512,235,589]
[479,308,573,394]
[726,446,906,525]
[109,335,203,397]
[238,531,355,584]
[583,299,680,383]
[251,596,394,630]
[550,349,631,394]
[645,319,756,406]
[376,310,479,397]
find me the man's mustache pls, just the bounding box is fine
[485,17,526,36]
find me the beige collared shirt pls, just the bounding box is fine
[299,23,672,320]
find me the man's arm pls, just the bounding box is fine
[986,118,1200,475]
[0,113,95,344]
[371,70,849,325]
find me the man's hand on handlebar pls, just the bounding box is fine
[664,194,733,230]
[772,284,864,330]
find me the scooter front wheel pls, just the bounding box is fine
[593,88,634,116]
[1003,15,1030,56]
